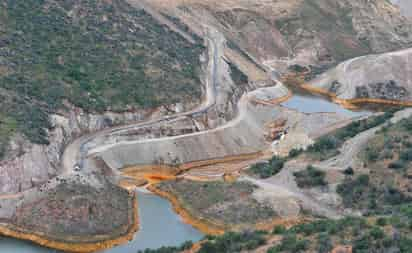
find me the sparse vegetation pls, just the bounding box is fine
[267,215,412,253]
[288,148,303,158]
[137,241,193,253]
[337,174,412,214]
[341,115,412,215]
[198,231,267,253]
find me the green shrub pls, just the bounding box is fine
[227,61,248,85]
[197,231,266,253]
[369,227,384,239]
[337,175,370,209]
[400,148,412,161]
[289,148,303,158]
[137,241,193,253]
[249,156,285,179]
[343,167,354,175]
[365,146,380,162]
[275,233,309,252]
[272,225,287,234]
[317,232,333,253]
[388,161,406,170]
[307,136,339,154]
[376,217,387,226]
[294,165,327,188]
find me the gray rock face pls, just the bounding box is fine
[0,105,173,194]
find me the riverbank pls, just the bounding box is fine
[148,184,226,235]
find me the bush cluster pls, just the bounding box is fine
[293,165,327,188]
[249,156,285,179]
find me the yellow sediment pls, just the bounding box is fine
[118,178,148,190]
[122,152,264,182]
[299,81,412,109]
[0,190,139,253]
[178,152,264,171]
[148,185,226,236]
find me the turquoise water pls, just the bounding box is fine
[103,191,203,253]
[0,191,203,253]
[281,95,370,117]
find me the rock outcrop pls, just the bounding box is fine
[0,103,187,194]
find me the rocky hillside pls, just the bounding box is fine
[0,0,204,160]
[149,0,412,72]
[0,0,207,194]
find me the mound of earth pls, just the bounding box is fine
[308,48,412,102]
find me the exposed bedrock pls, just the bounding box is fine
[0,102,195,195]
[308,48,412,101]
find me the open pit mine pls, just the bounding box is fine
[1,0,412,252]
